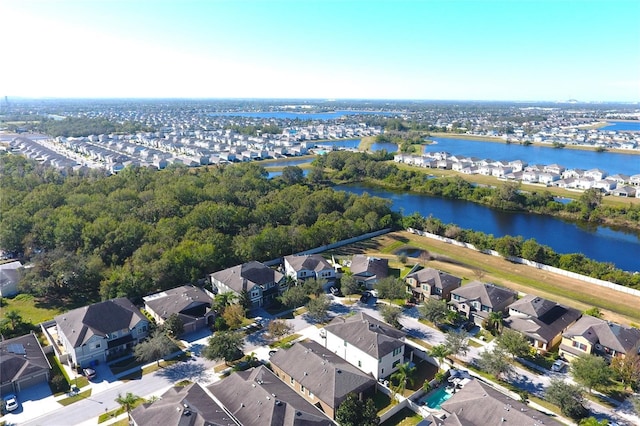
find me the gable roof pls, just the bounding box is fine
[270,341,376,410]
[210,261,283,294]
[406,267,461,291]
[0,333,51,387]
[451,281,517,309]
[349,255,388,281]
[54,298,147,348]
[131,383,235,426]
[207,366,333,426]
[324,312,405,358]
[440,379,562,426]
[505,295,581,344]
[143,285,213,322]
[284,255,333,273]
[0,261,21,293]
[563,315,640,354]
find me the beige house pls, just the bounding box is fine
[405,267,461,302]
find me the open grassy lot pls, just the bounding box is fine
[0,293,62,324]
[333,231,640,325]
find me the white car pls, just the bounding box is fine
[3,394,19,412]
[551,359,566,372]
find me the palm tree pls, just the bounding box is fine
[488,311,503,333]
[390,362,416,397]
[115,392,141,420]
[429,344,451,369]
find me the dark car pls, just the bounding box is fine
[360,292,371,303]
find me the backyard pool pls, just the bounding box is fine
[421,387,452,409]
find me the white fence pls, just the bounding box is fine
[407,228,640,298]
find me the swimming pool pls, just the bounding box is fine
[421,387,453,409]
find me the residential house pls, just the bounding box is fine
[349,255,388,289]
[0,260,21,297]
[612,186,636,197]
[0,333,51,395]
[423,378,562,426]
[143,285,215,335]
[53,298,149,367]
[130,383,233,426]
[322,312,406,379]
[405,267,461,302]
[207,365,333,426]
[584,168,608,180]
[283,255,336,287]
[210,261,285,309]
[559,315,640,362]
[270,340,376,419]
[503,294,581,354]
[449,282,518,326]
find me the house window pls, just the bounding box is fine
[392,347,402,356]
[392,360,400,368]
[572,341,587,351]
[481,305,490,312]
[301,385,305,393]
[142,326,148,332]
[309,390,314,398]
[290,377,294,385]
[358,360,362,367]
[344,340,347,347]
[453,294,461,301]
[95,343,101,349]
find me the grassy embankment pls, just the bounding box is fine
[331,231,640,326]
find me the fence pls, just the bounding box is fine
[407,228,640,298]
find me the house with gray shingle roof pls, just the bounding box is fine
[405,267,461,302]
[0,333,51,395]
[210,261,285,309]
[323,312,406,380]
[270,340,376,419]
[559,315,640,362]
[284,255,336,285]
[143,285,214,335]
[54,298,149,367]
[449,281,517,327]
[349,255,388,289]
[207,365,334,426]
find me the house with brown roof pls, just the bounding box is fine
[405,267,461,302]
[209,261,285,309]
[322,312,406,380]
[130,383,234,426]
[349,255,388,289]
[143,285,215,335]
[559,315,640,362]
[284,255,336,287]
[53,298,149,367]
[503,294,581,354]
[207,365,334,426]
[0,333,51,395]
[270,340,376,420]
[449,281,517,327]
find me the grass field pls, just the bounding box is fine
[0,294,62,324]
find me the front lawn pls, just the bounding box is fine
[109,357,144,375]
[58,389,92,406]
[269,333,301,349]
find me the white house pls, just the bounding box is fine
[0,260,22,297]
[283,254,336,285]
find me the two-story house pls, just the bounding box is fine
[283,254,336,288]
[322,312,406,380]
[209,261,284,309]
[143,285,215,335]
[54,298,149,367]
[405,267,461,302]
[270,340,376,420]
[503,294,582,354]
[449,281,517,327]
[559,315,640,362]
[349,255,388,289]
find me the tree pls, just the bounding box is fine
[444,330,470,358]
[303,278,326,297]
[212,292,237,314]
[610,352,640,390]
[279,285,310,308]
[163,313,184,337]
[115,392,141,420]
[631,395,640,415]
[4,310,23,330]
[583,307,603,319]
[477,347,514,379]
[391,362,416,397]
[380,304,403,329]
[545,379,588,420]
[335,393,380,426]
[496,329,530,358]
[306,295,330,322]
[340,273,360,300]
[580,188,603,212]
[429,344,451,368]
[281,166,304,185]
[571,353,611,393]
[487,311,504,333]
[418,298,449,325]
[579,418,610,426]
[268,319,293,339]
[202,330,244,365]
[134,330,178,367]
[375,277,406,300]
[222,303,246,329]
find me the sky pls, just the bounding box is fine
[1,0,639,102]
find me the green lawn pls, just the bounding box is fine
[98,398,146,423]
[109,357,144,375]
[371,392,393,415]
[1,294,62,324]
[380,407,423,426]
[269,333,302,349]
[58,389,92,406]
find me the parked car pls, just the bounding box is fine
[360,291,371,303]
[83,367,97,380]
[330,286,340,296]
[3,394,19,412]
[551,359,567,372]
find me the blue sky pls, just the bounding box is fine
[1,0,639,102]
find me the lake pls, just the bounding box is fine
[209,110,392,120]
[600,121,640,132]
[336,183,640,273]
[426,138,640,176]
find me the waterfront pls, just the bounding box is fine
[336,183,640,272]
[600,121,640,132]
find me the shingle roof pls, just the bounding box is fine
[131,383,235,426]
[143,285,213,322]
[505,296,581,344]
[324,312,405,358]
[406,268,461,291]
[349,255,388,281]
[451,281,517,309]
[210,261,283,294]
[0,333,51,387]
[563,315,640,354]
[54,298,146,348]
[207,366,333,426]
[284,255,333,274]
[270,341,376,410]
[440,379,562,426]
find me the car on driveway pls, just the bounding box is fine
[83,367,97,380]
[551,359,567,372]
[3,394,19,412]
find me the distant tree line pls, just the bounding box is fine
[34,116,153,137]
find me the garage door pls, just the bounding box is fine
[17,372,47,392]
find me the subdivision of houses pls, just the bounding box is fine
[449,281,518,326]
[209,261,285,309]
[404,267,461,302]
[143,285,215,335]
